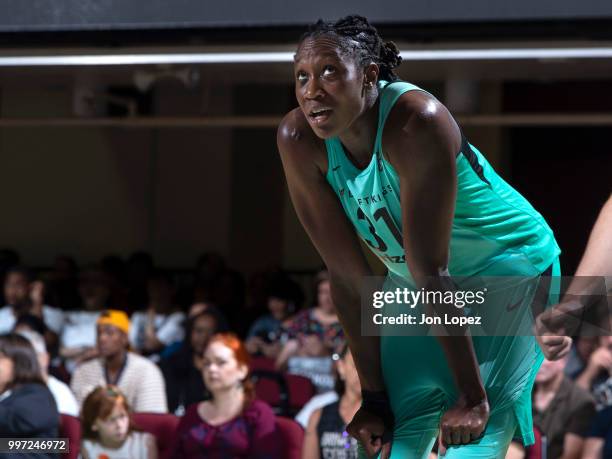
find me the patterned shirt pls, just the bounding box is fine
[171,399,280,459]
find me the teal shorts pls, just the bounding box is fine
[366,256,561,458]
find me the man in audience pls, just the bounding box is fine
[577,335,612,410]
[70,309,167,413]
[60,267,110,371]
[0,267,64,336]
[533,355,596,458]
[17,329,79,417]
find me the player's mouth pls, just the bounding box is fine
[308,107,333,125]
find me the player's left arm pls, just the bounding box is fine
[384,90,489,445]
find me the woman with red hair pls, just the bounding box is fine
[171,333,280,458]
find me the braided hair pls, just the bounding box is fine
[299,15,402,82]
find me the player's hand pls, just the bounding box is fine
[346,406,392,459]
[535,300,583,337]
[439,395,489,449]
[536,334,573,360]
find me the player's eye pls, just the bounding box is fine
[322,65,336,76]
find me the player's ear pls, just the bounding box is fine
[363,63,379,87]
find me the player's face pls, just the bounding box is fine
[294,36,368,138]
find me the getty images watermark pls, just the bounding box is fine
[360,276,611,337]
[372,287,488,327]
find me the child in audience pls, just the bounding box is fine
[81,385,157,459]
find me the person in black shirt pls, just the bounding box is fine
[0,333,59,459]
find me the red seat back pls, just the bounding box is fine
[132,412,180,459]
[285,374,316,412]
[275,416,304,459]
[250,356,276,372]
[59,414,81,459]
[526,425,545,459]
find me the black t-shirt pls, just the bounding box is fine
[316,401,358,459]
[0,383,59,459]
[587,406,612,459]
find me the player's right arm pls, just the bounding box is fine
[276,108,384,393]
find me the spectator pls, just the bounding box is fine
[577,336,612,410]
[171,333,280,458]
[0,267,64,335]
[0,333,59,459]
[17,329,79,417]
[160,306,226,415]
[130,270,185,360]
[302,345,360,459]
[566,336,601,380]
[60,267,111,370]
[533,356,596,459]
[581,405,612,459]
[245,277,302,359]
[81,385,157,459]
[276,272,343,393]
[71,310,167,413]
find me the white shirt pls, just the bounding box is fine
[0,305,65,334]
[294,391,339,428]
[129,311,185,350]
[60,311,101,348]
[82,431,155,459]
[47,375,79,417]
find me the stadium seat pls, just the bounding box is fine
[252,370,316,416]
[275,416,304,459]
[249,356,277,372]
[132,412,180,459]
[285,373,316,413]
[59,414,81,459]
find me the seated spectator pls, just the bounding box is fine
[245,277,302,359]
[130,270,185,360]
[171,333,280,458]
[17,329,79,417]
[582,405,612,459]
[533,356,596,459]
[302,344,360,459]
[81,385,157,459]
[276,272,344,393]
[565,337,600,381]
[71,310,167,413]
[160,306,226,415]
[0,333,59,459]
[60,267,111,371]
[0,267,64,335]
[576,335,612,410]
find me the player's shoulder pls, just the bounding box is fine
[385,88,450,135]
[277,108,326,163]
[382,86,460,162]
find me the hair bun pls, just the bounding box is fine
[381,41,402,69]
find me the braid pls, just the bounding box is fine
[299,15,402,82]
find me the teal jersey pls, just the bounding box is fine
[325,80,560,283]
[324,80,561,451]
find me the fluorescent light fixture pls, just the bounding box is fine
[1,47,612,66]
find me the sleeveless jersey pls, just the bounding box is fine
[324,80,560,283]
